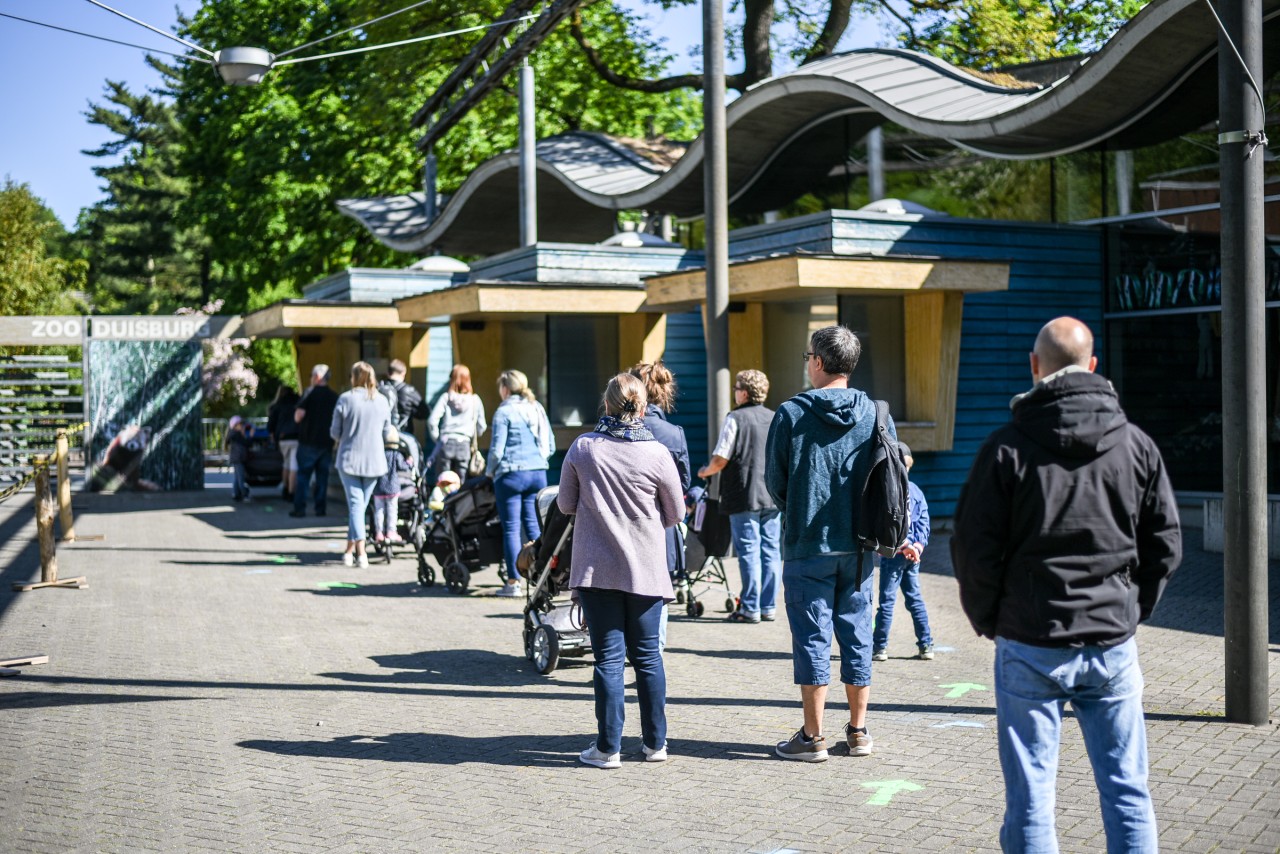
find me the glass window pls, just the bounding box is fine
[547,316,616,427]
[839,295,907,417]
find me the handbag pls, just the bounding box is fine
[467,429,486,478]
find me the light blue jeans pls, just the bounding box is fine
[873,556,933,650]
[729,509,782,616]
[339,471,378,542]
[995,637,1158,854]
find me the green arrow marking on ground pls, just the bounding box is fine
[317,581,360,589]
[940,682,987,699]
[270,555,299,564]
[861,780,923,806]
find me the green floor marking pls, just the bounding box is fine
[861,780,923,806]
[317,581,360,589]
[270,555,299,564]
[940,682,987,699]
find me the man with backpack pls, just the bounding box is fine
[379,359,427,437]
[765,325,897,762]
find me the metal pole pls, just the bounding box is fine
[424,147,439,223]
[703,0,731,454]
[1220,0,1269,725]
[867,127,886,203]
[1114,150,1133,217]
[518,58,537,247]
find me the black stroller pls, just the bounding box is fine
[415,475,505,594]
[522,486,591,675]
[681,483,737,617]
[367,437,428,565]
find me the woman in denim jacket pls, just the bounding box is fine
[487,369,554,598]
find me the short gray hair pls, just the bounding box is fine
[809,326,861,376]
[310,364,331,383]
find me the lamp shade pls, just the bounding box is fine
[213,47,274,86]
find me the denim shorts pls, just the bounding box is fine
[783,553,874,686]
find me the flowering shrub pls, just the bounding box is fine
[176,300,259,410]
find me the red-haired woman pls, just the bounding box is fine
[427,364,487,480]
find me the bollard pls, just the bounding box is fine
[56,429,75,542]
[33,456,58,584]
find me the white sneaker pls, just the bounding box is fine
[342,553,355,567]
[357,553,369,569]
[642,743,668,762]
[496,582,522,598]
[579,744,621,769]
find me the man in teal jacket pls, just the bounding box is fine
[765,325,895,762]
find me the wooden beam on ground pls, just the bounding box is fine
[0,654,49,668]
[12,577,87,592]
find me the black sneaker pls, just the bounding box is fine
[844,723,874,757]
[775,728,828,762]
[917,645,934,661]
[872,648,888,662]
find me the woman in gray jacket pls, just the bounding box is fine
[330,361,391,568]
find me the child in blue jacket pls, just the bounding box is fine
[872,442,933,661]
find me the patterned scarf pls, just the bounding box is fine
[594,414,654,442]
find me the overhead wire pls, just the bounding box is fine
[276,0,436,58]
[0,11,211,62]
[275,15,538,65]
[81,0,215,56]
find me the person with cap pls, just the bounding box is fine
[428,469,462,512]
[871,442,934,662]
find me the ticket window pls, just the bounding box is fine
[547,315,617,427]
[839,295,907,417]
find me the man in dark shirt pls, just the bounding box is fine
[952,317,1181,852]
[290,364,339,518]
[698,369,780,624]
[383,359,426,437]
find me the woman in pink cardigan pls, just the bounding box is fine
[557,373,685,769]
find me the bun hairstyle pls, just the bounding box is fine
[629,362,677,413]
[351,361,378,399]
[498,369,536,402]
[603,373,648,421]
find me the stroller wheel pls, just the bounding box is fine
[531,625,560,675]
[417,554,436,588]
[693,600,705,618]
[444,560,470,595]
[725,597,738,614]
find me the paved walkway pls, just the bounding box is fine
[0,489,1277,853]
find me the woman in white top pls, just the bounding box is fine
[330,361,391,568]
[428,364,487,480]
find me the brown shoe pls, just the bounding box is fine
[775,728,829,762]
[845,723,874,757]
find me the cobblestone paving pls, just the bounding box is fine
[0,490,1277,853]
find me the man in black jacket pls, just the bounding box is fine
[952,316,1180,854]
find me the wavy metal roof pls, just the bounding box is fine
[339,0,1280,255]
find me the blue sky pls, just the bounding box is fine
[0,1,884,228]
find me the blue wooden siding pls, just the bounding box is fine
[655,213,1104,516]
[662,311,710,469]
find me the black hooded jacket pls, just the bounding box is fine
[951,370,1182,647]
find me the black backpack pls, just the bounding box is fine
[855,400,911,564]
[377,380,401,428]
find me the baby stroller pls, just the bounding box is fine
[415,475,505,594]
[367,436,428,564]
[682,482,736,617]
[522,486,591,675]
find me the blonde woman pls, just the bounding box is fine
[330,361,392,568]
[558,373,684,768]
[487,369,554,597]
[428,364,487,480]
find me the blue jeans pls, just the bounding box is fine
[231,462,249,500]
[873,556,933,650]
[294,444,331,514]
[339,471,378,542]
[577,587,667,754]
[783,553,874,686]
[729,509,782,616]
[494,469,546,581]
[995,637,1157,854]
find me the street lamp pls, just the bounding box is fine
[213,47,274,87]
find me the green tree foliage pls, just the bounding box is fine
[0,179,87,316]
[167,0,702,314]
[883,0,1150,68]
[76,78,213,314]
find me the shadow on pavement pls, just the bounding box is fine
[0,691,213,710]
[236,731,774,765]
[664,646,791,661]
[318,649,589,688]
[290,581,439,597]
